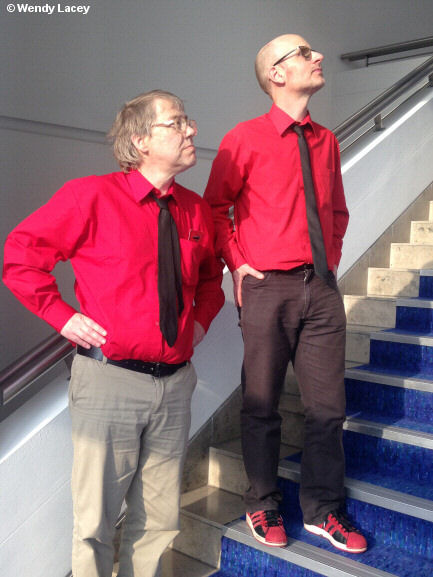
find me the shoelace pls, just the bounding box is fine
[266,510,283,527]
[327,511,359,535]
[251,510,282,528]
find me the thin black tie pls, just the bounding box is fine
[153,193,184,347]
[293,124,329,283]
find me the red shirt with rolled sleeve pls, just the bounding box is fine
[3,170,225,363]
[204,104,349,272]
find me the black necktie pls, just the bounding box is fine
[293,124,329,283]
[153,193,184,347]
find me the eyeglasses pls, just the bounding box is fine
[273,45,315,66]
[151,116,197,135]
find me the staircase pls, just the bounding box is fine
[168,202,433,576]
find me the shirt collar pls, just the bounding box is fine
[126,170,177,203]
[268,103,317,137]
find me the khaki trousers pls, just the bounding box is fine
[69,354,197,577]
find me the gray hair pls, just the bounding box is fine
[107,90,184,172]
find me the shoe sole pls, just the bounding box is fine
[246,515,288,547]
[304,523,367,554]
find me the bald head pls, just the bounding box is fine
[255,34,307,96]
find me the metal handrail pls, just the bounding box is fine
[341,35,433,62]
[0,333,73,406]
[334,55,433,143]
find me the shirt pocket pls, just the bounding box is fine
[179,238,205,287]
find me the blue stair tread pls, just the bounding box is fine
[345,467,433,500]
[278,480,433,575]
[399,296,433,302]
[354,363,433,381]
[345,378,433,426]
[288,526,433,577]
[346,410,433,434]
[218,516,433,577]
[343,431,433,500]
[374,328,433,337]
[286,454,433,500]
[216,537,324,576]
[287,437,433,501]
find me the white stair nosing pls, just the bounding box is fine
[344,417,433,450]
[345,367,433,392]
[370,330,433,346]
[391,242,433,247]
[347,324,386,334]
[368,267,420,272]
[396,297,433,308]
[279,461,433,523]
[224,520,397,577]
[180,506,225,531]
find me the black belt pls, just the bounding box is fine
[76,345,187,378]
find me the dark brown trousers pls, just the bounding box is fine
[240,267,347,524]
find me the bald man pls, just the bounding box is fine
[204,35,367,553]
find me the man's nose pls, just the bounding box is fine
[312,49,324,62]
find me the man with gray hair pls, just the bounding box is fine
[205,35,367,553]
[3,89,224,576]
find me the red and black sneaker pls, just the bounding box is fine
[304,510,367,553]
[246,510,288,547]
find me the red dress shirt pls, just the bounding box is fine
[3,170,225,363]
[204,104,349,272]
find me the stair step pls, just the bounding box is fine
[390,244,433,269]
[162,550,218,577]
[278,479,433,574]
[395,297,433,332]
[287,423,433,502]
[218,524,398,577]
[281,460,433,523]
[346,325,386,364]
[343,428,433,501]
[211,435,433,507]
[369,330,433,375]
[280,392,304,414]
[345,366,433,393]
[287,429,433,502]
[344,417,433,449]
[419,270,433,298]
[410,221,433,244]
[345,365,433,393]
[197,478,433,577]
[208,440,299,495]
[174,485,245,567]
[345,369,433,427]
[215,476,433,577]
[347,410,433,435]
[114,549,221,577]
[367,268,419,297]
[344,296,396,328]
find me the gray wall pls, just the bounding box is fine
[2,0,433,369]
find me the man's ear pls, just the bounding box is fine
[131,134,149,155]
[268,65,285,87]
